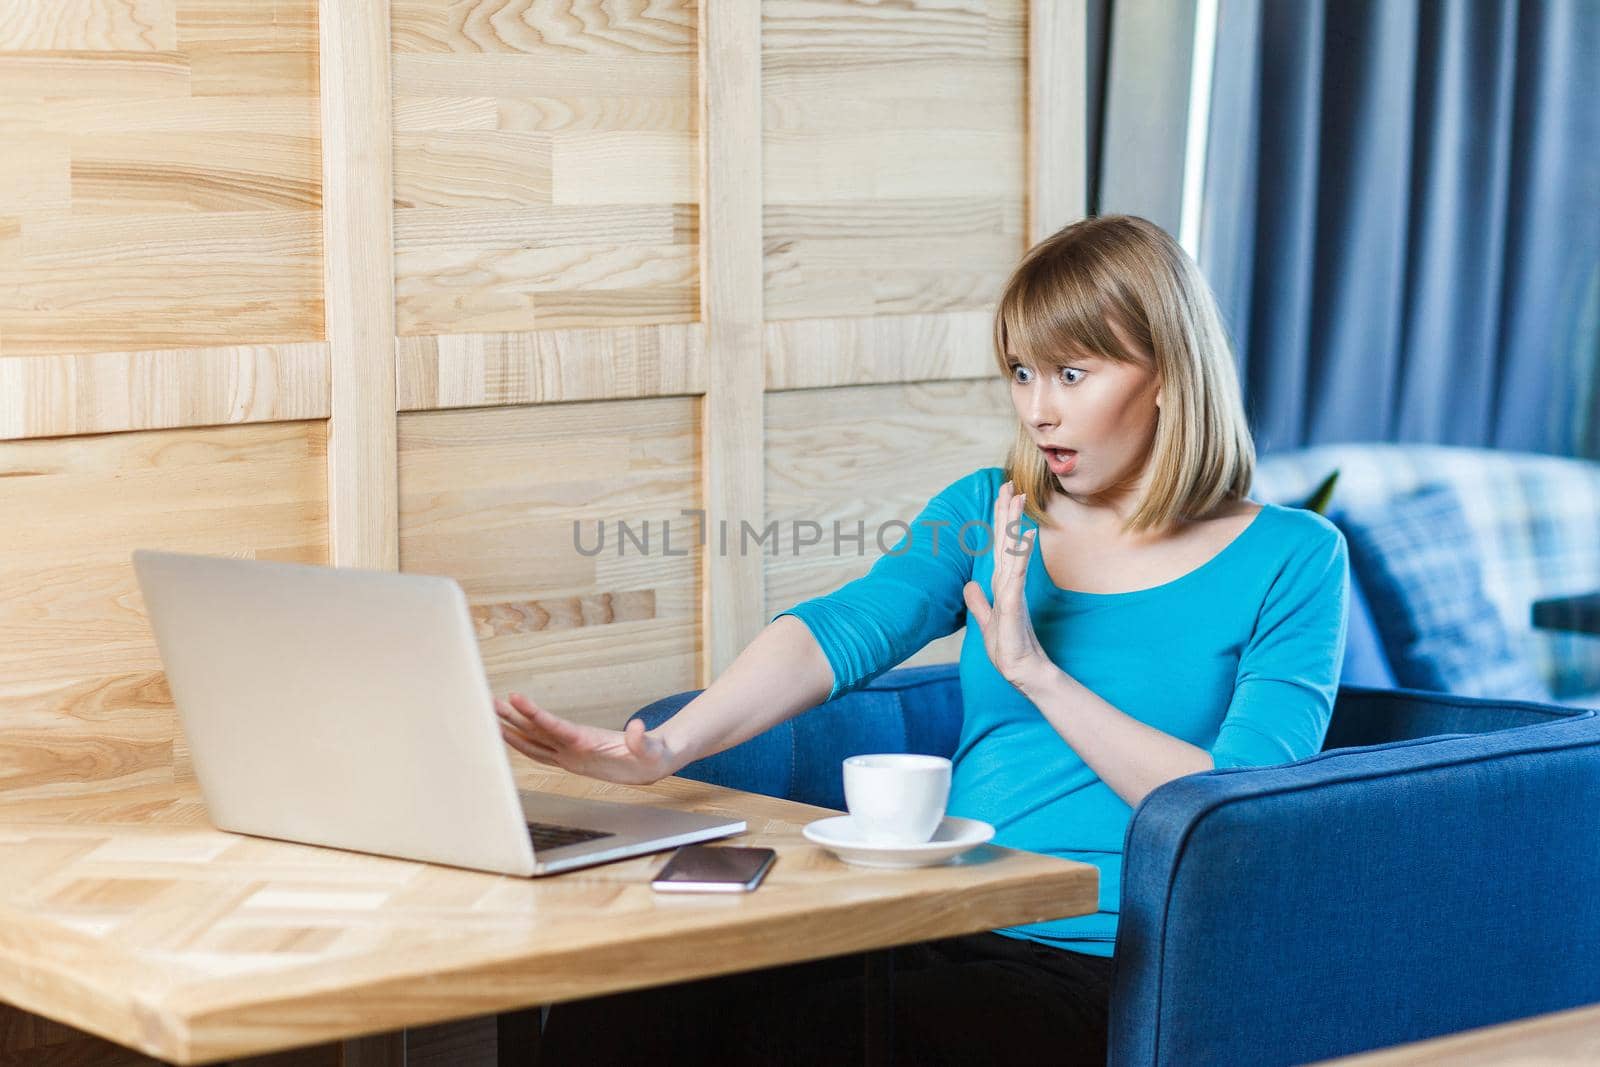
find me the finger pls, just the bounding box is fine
[991,482,1011,580]
[508,694,578,743]
[497,700,547,739]
[497,708,566,759]
[998,490,1025,588]
[500,723,559,766]
[1000,515,1034,610]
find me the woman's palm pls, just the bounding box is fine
[496,693,676,785]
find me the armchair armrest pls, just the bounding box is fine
[629,662,963,809]
[1110,689,1600,1067]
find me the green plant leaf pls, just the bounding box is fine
[1300,468,1340,515]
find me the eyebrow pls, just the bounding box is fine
[1005,351,1097,365]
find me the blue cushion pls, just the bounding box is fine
[1337,483,1552,701]
[1255,469,1397,690]
[1336,568,1397,689]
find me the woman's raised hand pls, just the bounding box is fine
[495,693,680,786]
[962,479,1053,692]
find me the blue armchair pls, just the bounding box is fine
[630,662,1600,1066]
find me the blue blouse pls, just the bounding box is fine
[772,466,1349,957]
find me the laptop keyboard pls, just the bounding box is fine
[526,820,615,851]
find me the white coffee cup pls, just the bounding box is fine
[842,754,952,845]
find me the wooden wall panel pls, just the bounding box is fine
[764,310,994,391]
[697,0,766,680]
[0,1,1086,1058]
[397,399,701,729]
[0,341,330,441]
[761,0,1027,322]
[765,379,1017,669]
[389,0,700,336]
[395,323,704,410]
[320,0,398,571]
[0,0,324,357]
[0,421,329,803]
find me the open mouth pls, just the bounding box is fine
[1041,446,1078,473]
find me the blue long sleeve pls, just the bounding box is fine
[771,470,987,702]
[1210,525,1350,768]
[772,466,1349,957]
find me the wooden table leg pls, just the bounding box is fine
[863,948,894,1067]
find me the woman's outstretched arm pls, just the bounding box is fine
[652,613,835,773]
[498,613,833,784]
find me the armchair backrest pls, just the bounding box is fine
[1111,688,1600,1067]
[629,662,962,809]
[640,671,1600,1063]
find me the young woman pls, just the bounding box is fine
[496,214,1350,1066]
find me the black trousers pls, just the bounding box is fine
[538,930,1117,1067]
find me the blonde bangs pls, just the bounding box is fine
[993,246,1150,375]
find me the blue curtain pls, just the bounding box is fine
[1200,0,1600,459]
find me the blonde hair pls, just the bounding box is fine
[993,214,1255,535]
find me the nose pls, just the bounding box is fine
[1027,380,1060,430]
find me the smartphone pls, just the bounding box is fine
[651,845,777,893]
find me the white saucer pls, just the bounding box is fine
[802,815,995,868]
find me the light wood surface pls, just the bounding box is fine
[761,0,1026,322]
[0,0,323,356]
[0,765,1098,1065]
[764,310,997,391]
[765,378,1017,670]
[397,397,703,728]
[0,421,330,804]
[320,0,399,573]
[1312,1001,1600,1065]
[395,322,705,409]
[0,341,330,441]
[699,0,767,683]
[1028,0,1090,242]
[389,0,699,336]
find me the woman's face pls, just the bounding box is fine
[1006,330,1162,503]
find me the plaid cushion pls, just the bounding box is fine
[1251,444,1600,704]
[1337,483,1552,701]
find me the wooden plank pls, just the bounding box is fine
[764,378,1016,664]
[699,0,764,682]
[1311,1000,1600,1065]
[0,3,323,357]
[1028,0,1090,242]
[395,323,704,410]
[760,1,1027,322]
[764,311,995,392]
[396,399,701,731]
[0,421,330,801]
[319,0,398,571]
[388,2,698,337]
[0,342,329,441]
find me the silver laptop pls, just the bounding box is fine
[130,549,745,876]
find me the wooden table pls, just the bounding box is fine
[1532,591,1600,635]
[0,765,1099,1065]
[1310,1000,1600,1065]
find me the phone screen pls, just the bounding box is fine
[651,845,776,893]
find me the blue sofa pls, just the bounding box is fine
[631,663,1600,1066]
